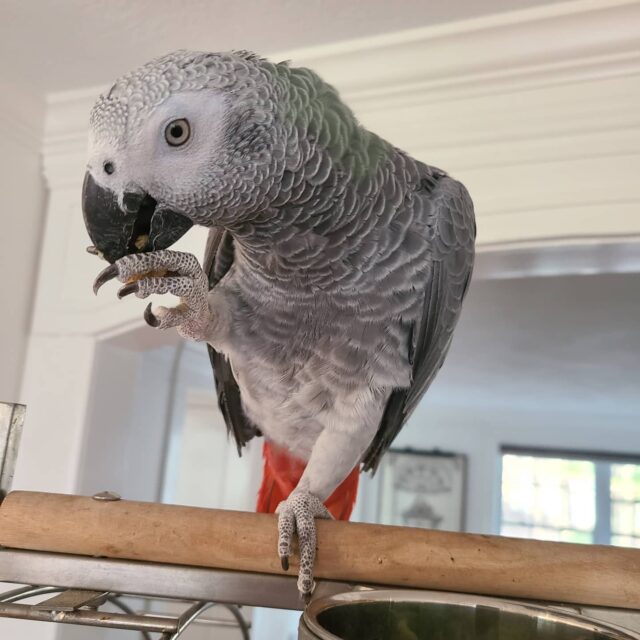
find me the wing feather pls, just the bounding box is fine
[203,227,260,455]
[363,174,476,472]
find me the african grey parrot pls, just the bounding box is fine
[82,50,475,597]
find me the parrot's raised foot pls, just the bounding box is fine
[92,250,213,339]
[276,489,332,598]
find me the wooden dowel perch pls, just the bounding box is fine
[0,491,639,610]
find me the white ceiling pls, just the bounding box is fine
[2,0,567,99]
[431,272,640,417]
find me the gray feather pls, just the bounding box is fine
[363,175,476,471]
[203,227,260,454]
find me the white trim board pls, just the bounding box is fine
[43,0,640,152]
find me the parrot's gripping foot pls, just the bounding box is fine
[276,489,332,599]
[92,250,213,340]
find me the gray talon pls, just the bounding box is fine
[144,302,159,327]
[93,264,119,295]
[117,282,139,299]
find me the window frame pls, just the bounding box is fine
[498,445,640,546]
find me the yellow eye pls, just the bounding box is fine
[164,118,191,146]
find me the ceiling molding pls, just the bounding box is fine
[43,0,639,152]
[286,1,640,104]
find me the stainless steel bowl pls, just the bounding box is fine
[299,590,640,640]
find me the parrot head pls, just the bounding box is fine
[82,50,292,263]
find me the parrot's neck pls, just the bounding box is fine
[230,142,420,293]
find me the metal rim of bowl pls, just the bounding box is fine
[302,590,640,640]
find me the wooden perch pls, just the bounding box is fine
[0,491,639,610]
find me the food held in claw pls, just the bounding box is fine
[125,268,172,285]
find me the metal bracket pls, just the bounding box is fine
[0,402,25,500]
[0,584,250,639]
[33,589,109,611]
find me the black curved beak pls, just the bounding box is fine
[82,172,193,263]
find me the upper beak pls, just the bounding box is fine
[82,172,193,263]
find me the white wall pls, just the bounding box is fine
[157,341,265,512]
[0,91,44,403]
[74,343,177,501]
[0,98,48,637]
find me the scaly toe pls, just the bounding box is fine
[298,575,315,600]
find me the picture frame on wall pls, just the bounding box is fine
[377,448,467,532]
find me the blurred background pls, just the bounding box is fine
[0,0,639,638]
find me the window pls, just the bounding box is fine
[500,447,640,548]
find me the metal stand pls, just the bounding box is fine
[0,548,357,637]
[2,547,640,637]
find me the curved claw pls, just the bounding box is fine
[144,302,160,328]
[93,264,119,295]
[117,282,139,299]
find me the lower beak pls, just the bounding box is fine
[82,172,193,263]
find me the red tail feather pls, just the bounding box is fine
[256,441,359,520]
